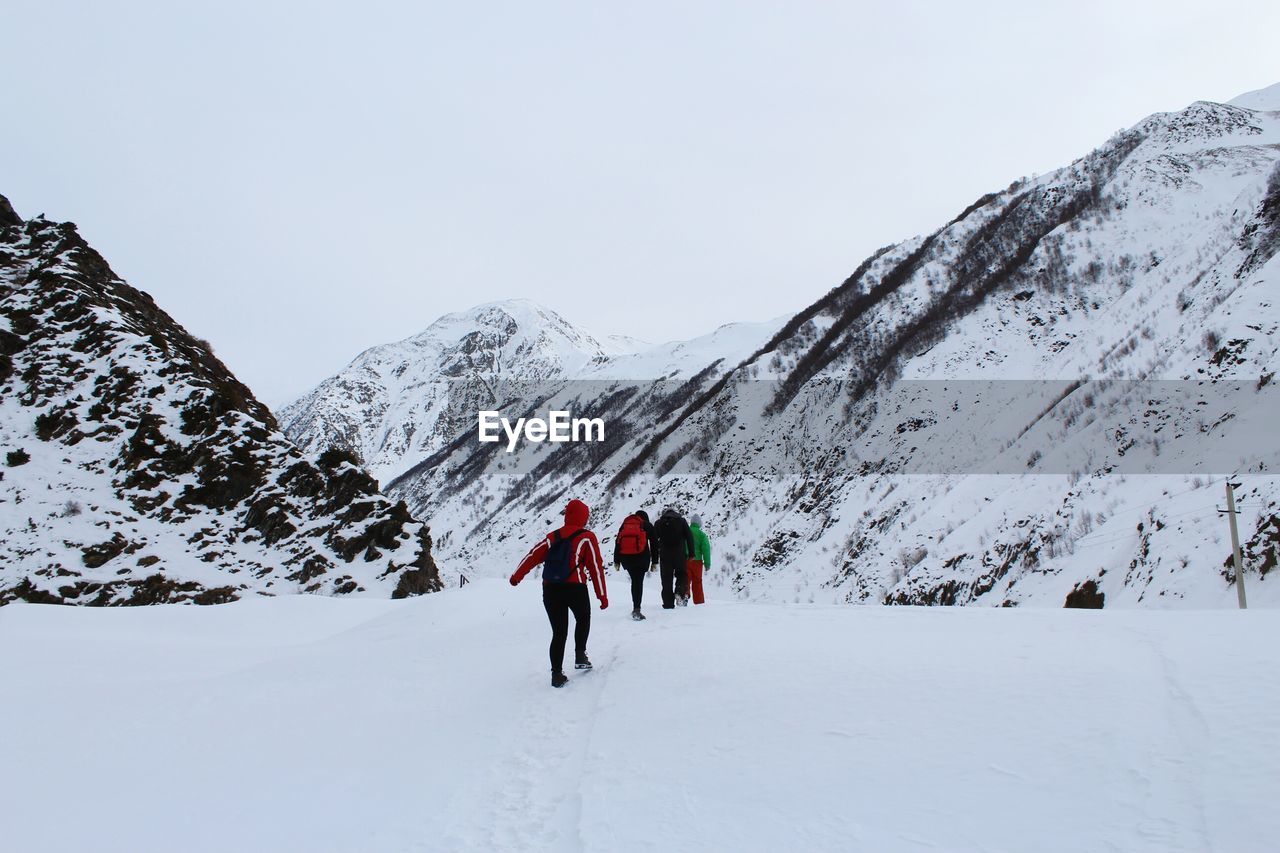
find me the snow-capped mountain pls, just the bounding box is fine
[280,300,624,484]
[297,83,1280,609]
[0,196,441,604]
[279,298,784,484]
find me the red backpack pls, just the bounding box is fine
[617,515,648,556]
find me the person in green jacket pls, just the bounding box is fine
[688,514,711,605]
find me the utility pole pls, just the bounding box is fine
[1222,481,1247,610]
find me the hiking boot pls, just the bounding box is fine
[679,596,689,607]
[574,652,592,670]
[551,670,569,688]
[632,609,646,621]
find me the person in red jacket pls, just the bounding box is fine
[510,498,609,688]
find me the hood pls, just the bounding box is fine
[564,499,590,530]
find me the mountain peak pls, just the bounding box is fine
[412,298,588,348]
[0,193,21,228]
[432,297,563,326]
[410,296,663,360]
[445,297,553,320]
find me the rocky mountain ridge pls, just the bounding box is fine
[0,198,442,604]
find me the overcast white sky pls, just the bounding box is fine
[3,2,1278,404]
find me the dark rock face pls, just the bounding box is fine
[1064,580,1106,609]
[0,193,442,605]
[0,195,20,229]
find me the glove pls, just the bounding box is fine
[509,574,519,587]
[599,596,609,610]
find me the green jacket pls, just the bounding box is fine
[690,523,712,568]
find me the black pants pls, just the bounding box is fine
[619,555,649,610]
[658,552,689,608]
[542,583,590,672]
[626,567,647,610]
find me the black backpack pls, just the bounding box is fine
[655,515,686,556]
[544,529,586,582]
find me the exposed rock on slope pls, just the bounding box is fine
[0,198,441,604]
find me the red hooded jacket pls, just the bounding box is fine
[510,499,608,603]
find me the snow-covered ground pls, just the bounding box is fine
[3,579,1277,852]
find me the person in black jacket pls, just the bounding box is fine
[652,506,695,608]
[613,509,657,620]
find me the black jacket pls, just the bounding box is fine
[652,510,694,563]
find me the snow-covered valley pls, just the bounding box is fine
[2,578,1276,852]
[7,8,1280,852]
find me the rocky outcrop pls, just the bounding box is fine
[0,197,442,604]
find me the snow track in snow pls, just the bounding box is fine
[441,647,611,852]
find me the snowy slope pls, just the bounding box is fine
[386,84,1280,609]
[582,316,788,381]
[1228,81,1280,111]
[0,197,441,603]
[2,580,1277,852]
